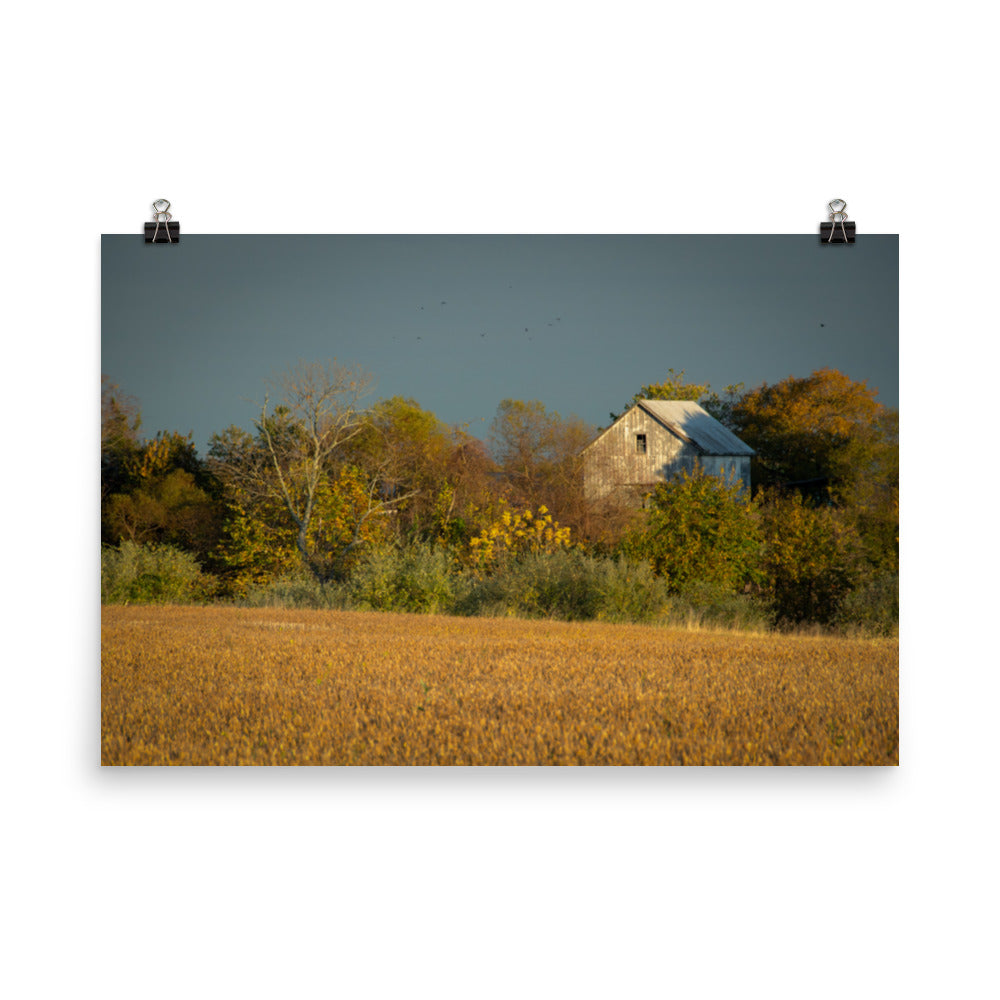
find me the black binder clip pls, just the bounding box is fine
[144,199,179,243]
[820,199,855,244]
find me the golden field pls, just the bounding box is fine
[101,606,898,766]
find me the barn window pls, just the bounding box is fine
[635,434,647,454]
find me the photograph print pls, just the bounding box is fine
[101,234,898,765]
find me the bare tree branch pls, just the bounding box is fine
[210,361,429,583]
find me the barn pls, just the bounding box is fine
[582,399,755,503]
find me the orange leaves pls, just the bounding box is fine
[733,368,889,489]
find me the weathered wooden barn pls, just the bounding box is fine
[582,399,755,502]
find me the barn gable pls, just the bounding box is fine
[583,399,754,502]
[636,400,754,457]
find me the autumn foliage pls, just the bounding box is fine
[101,364,899,767]
[465,503,574,571]
[620,469,760,594]
[101,364,897,634]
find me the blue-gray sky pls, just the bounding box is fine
[102,235,897,454]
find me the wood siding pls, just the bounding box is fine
[584,408,751,502]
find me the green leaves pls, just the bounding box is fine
[613,369,712,421]
[757,491,865,626]
[622,468,761,594]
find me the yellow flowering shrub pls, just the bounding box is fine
[464,502,573,571]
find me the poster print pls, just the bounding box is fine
[101,235,898,765]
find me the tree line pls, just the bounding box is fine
[101,363,898,631]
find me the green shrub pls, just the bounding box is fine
[455,550,670,623]
[240,571,347,609]
[620,469,761,594]
[590,556,672,623]
[498,550,601,620]
[101,541,216,604]
[758,492,864,626]
[660,580,773,632]
[347,542,458,613]
[833,573,898,636]
[239,544,457,613]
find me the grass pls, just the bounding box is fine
[101,605,898,766]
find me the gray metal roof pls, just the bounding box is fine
[637,400,755,456]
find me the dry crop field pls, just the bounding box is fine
[101,606,898,766]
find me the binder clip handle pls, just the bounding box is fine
[145,199,180,244]
[819,198,855,244]
[828,199,848,242]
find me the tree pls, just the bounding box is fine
[757,490,864,626]
[731,368,888,491]
[611,369,745,428]
[101,376,140,451]
[105,467,221,556]
[700,383,747,430]
[489,399,559,495]
[101,377,141,503]
[616,369,712,420]
[216,462,394,594]
[711,368,899,624]
[609,368,743,427]
[620,468,761,594]
[489,399,594,522]
[429,433,502,550]
[208,361,407,584]
[344,396,453,541]
[102,428,224,561]
[827,407,898,574]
